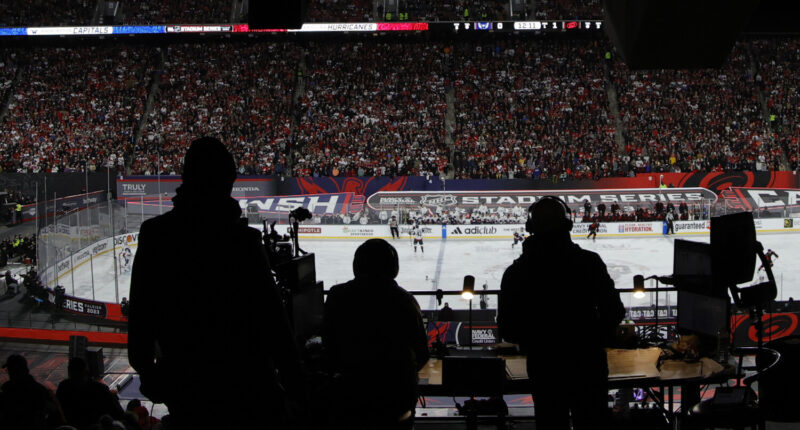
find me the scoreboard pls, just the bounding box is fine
[449,20,603,32]
[0,21,604,37]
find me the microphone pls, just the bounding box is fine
[435,289,444,307]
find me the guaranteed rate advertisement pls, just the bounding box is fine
[366,188,718,211]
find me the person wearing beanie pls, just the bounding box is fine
[323,239,428,430]
[128,137,302,429]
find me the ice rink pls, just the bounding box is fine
[64,230,800,311]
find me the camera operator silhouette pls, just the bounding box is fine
[498,196,625,430]
[128,137,303,429]
[323,239,429,430]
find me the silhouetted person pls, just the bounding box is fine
[438,302,455,321]
[119,297,129,317]
[323,239,429,430]
[125,399,160,430]
[5,270,18,295]
[679,201,688,219]
[128,137,301,430]
[498,196,625,430]
[0,354,65,429]
[655,201,665,216]
[57,357,124,429]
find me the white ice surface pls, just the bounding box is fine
[65,231,800,312]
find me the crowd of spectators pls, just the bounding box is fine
[1,234,36,267]
[576,200,706,222]
[755,38,800,171]
[306,0,374,22]
[293,40,450,177]
[0,353,163,430]
[120,0,231,25]
[533,0,604,20]
[0,47,153,174]
[0,37,798,178]
[0,0,94,27]
[1,189,33,224]
[354,200,708,226]
[335,194,718,227]
[613,43,783,174]
[0,51,18,113]
[134,42,299,175]
[451,38,618,180]
[396,0,512,22]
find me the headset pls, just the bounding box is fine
[353,238,399,279]
[525,196,573,234]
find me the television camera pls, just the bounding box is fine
[261,206,323,347]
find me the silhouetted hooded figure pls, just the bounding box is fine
[323,239,428,430]
[0,354,64,429]
[128,137,301,430]
[57,357,124,429]
[498,196,624,430]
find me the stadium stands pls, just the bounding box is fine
[0,33,797,177]
[533,0,604,20]
[612,43,782,173]
[307,0,375,23]
[120,0,232,25]
[0,0,94,27]
[0,47,153,173]
[0,50,18,108]
[755,38,800,171]
[292,41,450,177]
[135,42,299,176]
[451,39,617,180]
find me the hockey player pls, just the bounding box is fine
[587,220,599,242]
[120,247,134,273]
[758,249,779,272]
[512,231,524,248]
[389,216,400,239]
[411,227,424,253]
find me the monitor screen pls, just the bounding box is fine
[673,239,712,277]
[673,239,720,295]
[677,290,729,337]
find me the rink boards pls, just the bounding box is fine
[291,218,800,240]
[38,217,800,308]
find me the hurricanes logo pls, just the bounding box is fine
[748,314,798,343]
